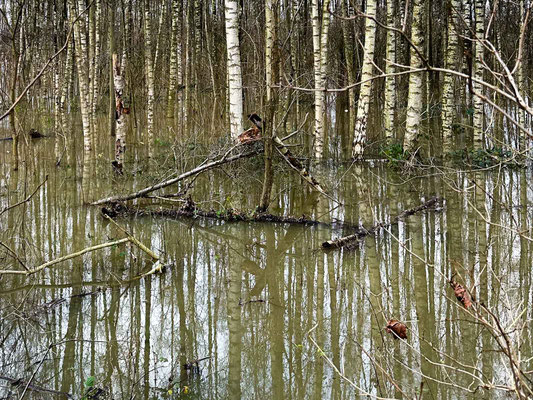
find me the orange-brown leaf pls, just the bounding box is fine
[450,280,473,309]
[386,319,407,339]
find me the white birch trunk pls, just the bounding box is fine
[113,54,127,171]
[442,0,461,153]
[342,0,356,136]
[403,0,424,153]
[472,0,484,149]
[91,0,101,139]
[312,0,331,159]
[225,0,244,140]
[352,0,377,158]
[384,0,396,142]
[266,0,274,102]
[71,0,92,158]
[167,0,181,119]
[144,0,155,156]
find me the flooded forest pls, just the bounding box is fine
[1,0,533,398]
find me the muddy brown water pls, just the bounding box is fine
[0,126,532,399]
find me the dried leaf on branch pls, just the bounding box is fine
[449,279,473,309]
[386,319,407,339]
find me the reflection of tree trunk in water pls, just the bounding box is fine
[131,278,142,392]
[187,240,198,357]
[227,254,242,398]
[265,229,284,399]
[327,252,342,399]
[60,207,84,393]
[410,221,435,397]
[482,174,501,382]
[104,263,122,387]
[312,247,325,398]
[367,237,387,395]
[143,276,152,399]
[176,261,189,384]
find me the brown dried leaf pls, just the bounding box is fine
[386,319,407,339]
[450,280,473,309]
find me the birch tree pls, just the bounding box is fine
[113,53,127,172]
[442,0,461,153]
[90,0,101,137]
[383,0,396,142]
[167,0,182,119]
[70,0,93,160]
[472,0,484,149]
[352,0,377,159]
[403,0,424,153]
[341,0,356,136]
[312,0,331,159]
[144,0,155,156]
[224,0,243,139]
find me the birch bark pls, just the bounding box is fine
[71,0,93,159]
[403,0,424,153]
[472,0,484,149]
[352,0,377,158]
[144,0,155,156]
[224,0,244,140]
[312,0,331,159]
[442,0,460,153]
[113,54,127,172]
[167,0,181,119]
[384,0,396,142]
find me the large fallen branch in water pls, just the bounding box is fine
[0,238,130,275]
[101,199,325,226]
[92,147,260,205]
[322,197,443,249]
[0,219,160,276]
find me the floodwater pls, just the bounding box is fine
[0,120,532,399]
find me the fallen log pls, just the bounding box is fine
[92,146,261,205]
[101,199,323,226]
[322,197,443,249]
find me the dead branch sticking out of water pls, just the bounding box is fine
[92,146,261,205]
[0,175,48,217]
[273,135,337,203]
[321,197,443,249]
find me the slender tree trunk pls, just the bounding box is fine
[71,0,93,159]
[91,0,101,139]
[259,0,277,212]
[518,0,529,151]
[167,0,181,119]
[352,0,377,158]
[341,0,356,137]
[224,0,244,140]
[472,0,484,149]
[113,54,127,172]
[144,0,155,157]
[10,43,19,171]
[312,0,331,159]
[403,0,424,153]
[60,34,74,165]
[383,0,396,142]
[109,2,116,136]
[442,0,461,153]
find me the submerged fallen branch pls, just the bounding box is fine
[92,147,261,205]
[0,219,160,276]
[322,197,443,249]
[101,199,322,226]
